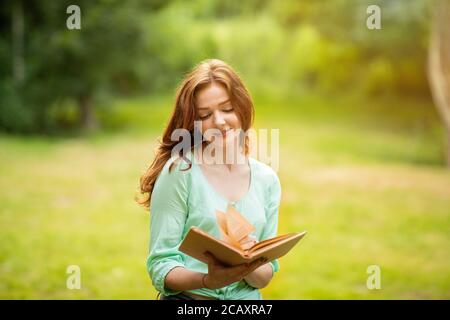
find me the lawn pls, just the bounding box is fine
[0,93,449,299]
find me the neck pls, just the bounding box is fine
[195,144,247,169]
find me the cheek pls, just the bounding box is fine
[200,119,212,135]
[199,113,241,134]
[229,113,241,127]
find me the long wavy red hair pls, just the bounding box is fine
[137,59,255,209]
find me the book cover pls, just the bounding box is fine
[178,205,307,266]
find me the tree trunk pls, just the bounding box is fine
[427,0,450,167]
[78,95,98,132]
[12,0,25,86]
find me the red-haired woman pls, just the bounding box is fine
[139,59,281,300]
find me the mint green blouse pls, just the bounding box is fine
[146,149,281,300]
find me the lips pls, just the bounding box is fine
[221,128,231,137]
[211,128,232,138]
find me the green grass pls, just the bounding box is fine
[1,93,449,299]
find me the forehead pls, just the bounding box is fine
[195,83,230,109]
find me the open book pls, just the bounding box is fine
[179,205,307,266]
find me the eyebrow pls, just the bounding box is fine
[197,99,231,110]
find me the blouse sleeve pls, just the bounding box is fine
[260,172,281,274]
[146,157,191,296]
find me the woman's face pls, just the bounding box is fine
[195,83,241,145]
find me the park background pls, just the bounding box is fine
[1,0,449,299]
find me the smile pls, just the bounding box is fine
[221,129,231,137]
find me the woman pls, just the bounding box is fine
[138,59,281,300]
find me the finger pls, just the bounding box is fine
[216,265,246,283]
[252,259,268,271]
[230,260,259,279]
[240,258,267,276]
[248,258,265,270]
[227,262,252,278]
[233,262,252,272]
[203,251,218,267]
[203,251,212,262]
[204,251,221,261]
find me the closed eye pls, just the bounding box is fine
[199,114,211,120]
[198,108,234,120]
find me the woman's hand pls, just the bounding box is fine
[203,252,267,290]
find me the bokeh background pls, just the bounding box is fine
[1,0,449,299]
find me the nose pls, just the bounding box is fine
[213,110,226,127]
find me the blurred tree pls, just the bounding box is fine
[11,0,25,87]
[428,0,450,166]
[269,0,430,96]
[0,0,441,137]
[0,0,169,133]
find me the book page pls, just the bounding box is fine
[215,204,255,251]
[248,233,295,253]
[179,227,307,266]
[216,210,240,248]
[226,205,255,242]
